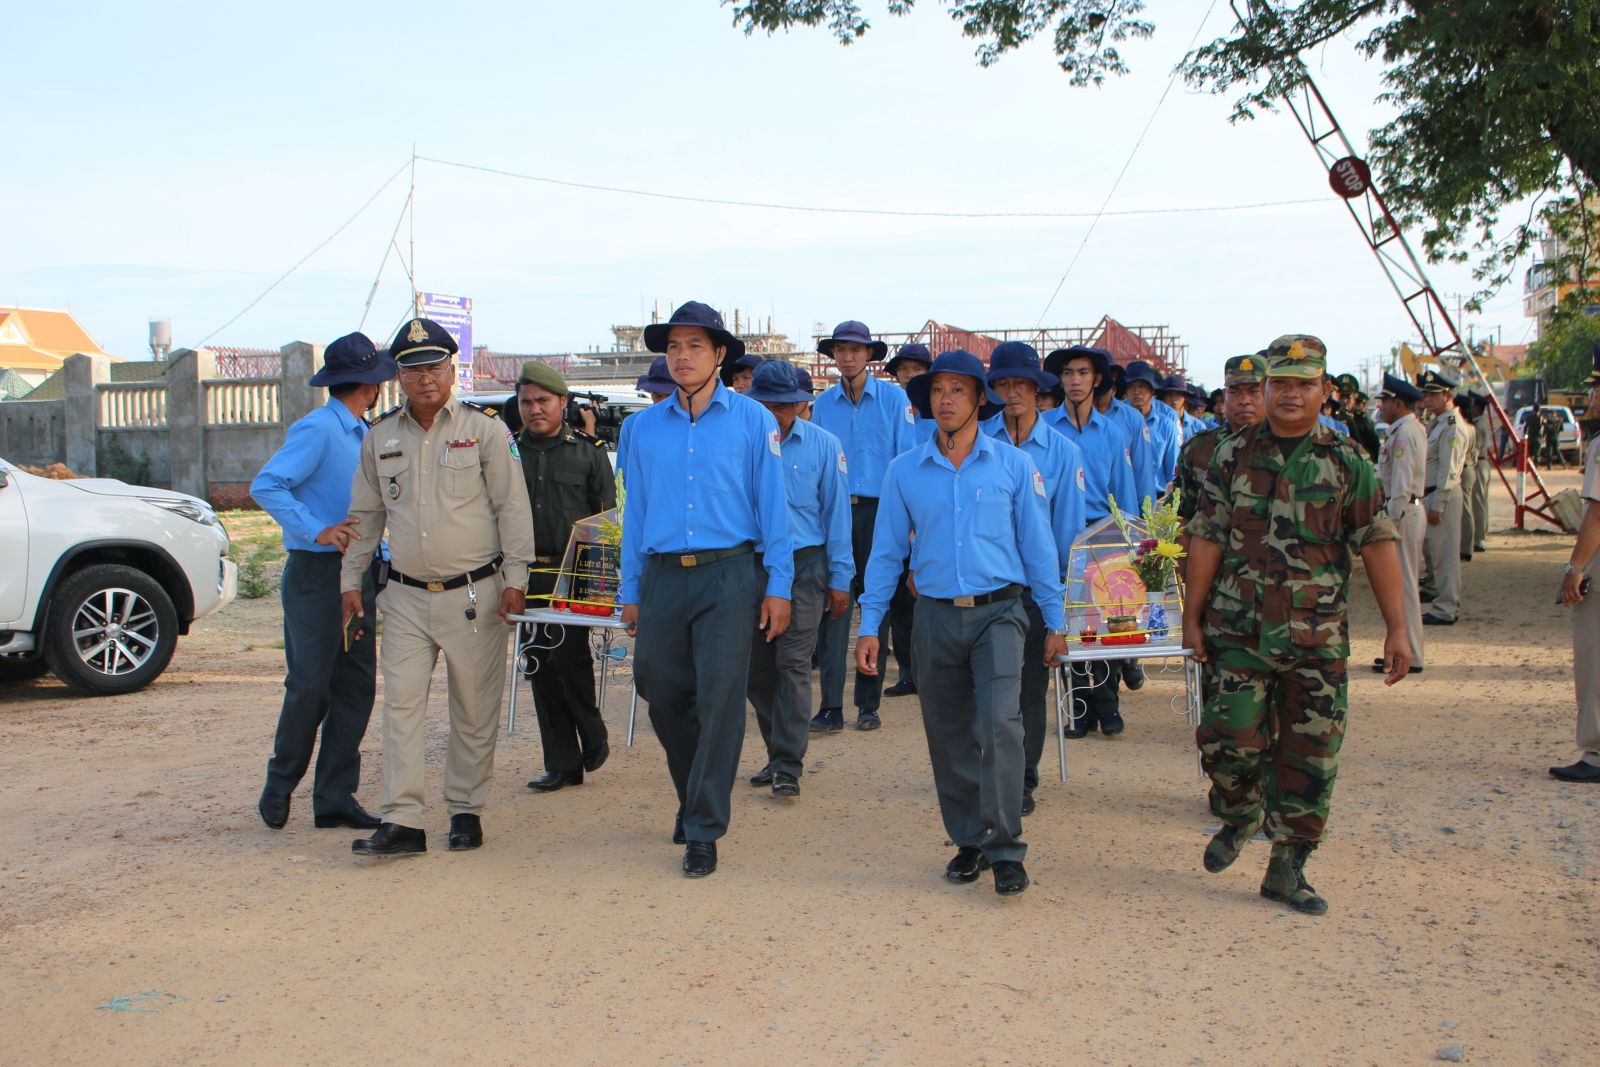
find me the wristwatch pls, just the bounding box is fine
[1565,562,1578,575]
[1049,628,1069,637]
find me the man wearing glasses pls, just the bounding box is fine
[340,317,536,856]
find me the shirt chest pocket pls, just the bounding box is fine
[974,492,1014,541]
[441,445,482,499]
[697,444,746,494]
[786,458,822,509]
[1294,484,1341,544]
[552,469,587,505]
[377,454,411,503]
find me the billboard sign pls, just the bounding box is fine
[418,292,473,393]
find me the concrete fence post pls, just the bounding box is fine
[166,347,216,499]
[63,352,111,476]
[279,340,325,426]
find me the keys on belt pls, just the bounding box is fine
[389,554,504,591]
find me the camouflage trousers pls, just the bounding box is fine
[1196,640,1347,848]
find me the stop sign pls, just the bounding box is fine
[1329,156,1372,199]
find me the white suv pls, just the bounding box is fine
[0,456,238,695]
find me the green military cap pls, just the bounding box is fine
[1333,372,1360,393]
[1264,334,1327,379]
[517,360,569,397]
[1223,353,1267,386]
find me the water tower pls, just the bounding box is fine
[149,319,172,361]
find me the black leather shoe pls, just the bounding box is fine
[352,822,426,856]
[944,847,990,884]
[1550,760,1600,782]
[1121,662,1146,691]
[1099,710,1125,736]
[1021,789,1036,817]
[856,710,882,731]
[258,791,289,830]
[673,810,686,845]
[682,841,717,877]
[448,813,483,851]
[313,800,381,829]
[1420,591,1436,603]
[527,770,583,792]
[749,766,775,787]
[993,860,1029,896]
[1065,718,1092,740]
[884,680,917,697]
[1461,554,1472,562]
[1422,614,1456,626]
[581,740,610,774]
[771,771,800,797]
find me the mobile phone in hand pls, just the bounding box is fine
[343,612,363,652]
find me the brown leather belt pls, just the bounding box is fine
[926,583,1023,609]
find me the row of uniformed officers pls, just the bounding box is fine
[252,305,1413,913]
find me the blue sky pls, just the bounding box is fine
[3,1,1535,386]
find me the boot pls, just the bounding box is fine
[1203,811,1264,873]
[1259,842,1328,916]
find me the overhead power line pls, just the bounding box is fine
[417,153,1321,221]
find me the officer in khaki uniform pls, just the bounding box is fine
[513,360,616,793]
[340,318,537,855]
[1417,369,1464,625]
[1374,373,1428,673]
[1465,390,1493,555]
[1553,348,1600,783]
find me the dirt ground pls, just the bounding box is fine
[2,472,1597,1066]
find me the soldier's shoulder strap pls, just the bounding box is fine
[460,398,500,419]
[573,427,606,447]
[373,403,403,422]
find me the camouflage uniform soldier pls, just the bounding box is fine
[1183,334,1411,916]
[1175,354,1268,537]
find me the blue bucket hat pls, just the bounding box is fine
[985,341,1056,391]
[1157,373,1189,396]
[884,342,933,379]
[642,301,746,361]
[1122,360,1161,391]
[635,355,675,396]
[795,367,816,395]
[1043,346,1113,392]
[818,320,889,361]
[310,331,396,387]
[906,349,1005,422]
[719,353,764,387]
[745,361,812,405]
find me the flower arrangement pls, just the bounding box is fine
[1107,491,1185,596]
[596,472,624,546]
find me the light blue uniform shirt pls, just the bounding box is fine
[777,418,855,592]
[910,414,940,445]
[1182,412,1209,441]
[1104,397,1159,507]
[250,398,367,553]
[859,432,1066,634]
[1142,404,1181,488]
[811,375,917,497]
[1318,413,1349,436]
[1041,405,1137,522]
[984,413,1086,570]
[620,383,793,602]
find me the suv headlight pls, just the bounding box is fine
[141,496,221,528]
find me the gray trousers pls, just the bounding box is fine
[816,498,887,713]
[636,552,763,843]
[1019,596,1048,792]
[912,595,1029,864]
[264,551,376,813]
[889,569,917,686]
[748,550,828,777]
[1471,460,1490,550]
[1423,487,1463,621]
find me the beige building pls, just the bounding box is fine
[0,306,118,389]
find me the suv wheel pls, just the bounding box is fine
[0,653,50,682]
[43,564,179,696]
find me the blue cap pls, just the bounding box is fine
[906,349,1004,421]
[1122,360,1161,390]
[635,355,674,396]
[795,367,815,394]
[818,320,888,360]
[719,352,764,387]
[1377,372,1421,404]
[310,331,396,387]
[642,301,746,361]
[1043,346,1113,392]
[986,341,1056,391]
[885,342,932,378]
[745,360,812,404]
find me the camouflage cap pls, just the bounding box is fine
[517,359,569,397]
[1333,372,1360,393]
[1265,334,1327,379]
[1223,353,1268,386]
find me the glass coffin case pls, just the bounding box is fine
[1063,511,1184,651]
[545,508,622,618]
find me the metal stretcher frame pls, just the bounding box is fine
[506,608,639,746]
[1052,644,1203,782]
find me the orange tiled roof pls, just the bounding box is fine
[0,306,115,372]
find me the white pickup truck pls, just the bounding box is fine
[0,456,238,694]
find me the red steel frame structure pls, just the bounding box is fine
[1233,0,1557,528]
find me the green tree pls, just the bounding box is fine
[725,1,1600,301]
[1527,298,1600,390]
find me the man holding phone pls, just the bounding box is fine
[250,332,395,832]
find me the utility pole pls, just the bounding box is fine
[409,143,418,315]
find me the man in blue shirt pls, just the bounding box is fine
[984,342,1085,817]
[249,333,395,832]
[1043,345,1141,734]
[1158,375,1195,442]
[857,350,1068,897]
[620,301,793,878]
[1123,360,1181,490]
[743,361,853,797]
[882,342,935,698]
[1096,364,1160,508]
[809,320,917,732]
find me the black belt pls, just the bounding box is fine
[651,543,754,569]
[390,554,503,592]
[1425,485,1436,495]
[926,583,1022,608]
[1408,495,1420,504]
[794,544,826,562]
[850,495,877,506]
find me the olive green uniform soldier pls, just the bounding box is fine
[1333,373,1380,463]
[1175,354,1268,533]
[341,318,537,856]
[1418,370,1464,625]
[1183,334,1410,916]
[513,361,617,792]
